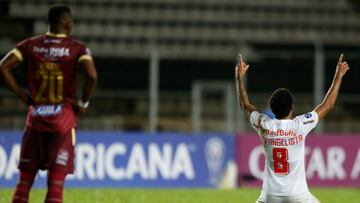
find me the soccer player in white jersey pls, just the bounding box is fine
[235,54,349,203]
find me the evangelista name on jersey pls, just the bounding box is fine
[263,135,303,147]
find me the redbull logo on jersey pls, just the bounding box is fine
[32,104,63,116]
[265,129,297,137]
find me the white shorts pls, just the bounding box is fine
[256,192,320,203]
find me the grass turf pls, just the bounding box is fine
[1,188,359,203]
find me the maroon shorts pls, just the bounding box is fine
[18,128,76,174]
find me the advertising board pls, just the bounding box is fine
[236,134,360,187]
[0,131,234,188]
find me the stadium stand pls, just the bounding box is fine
[1,0,360,132]
[6,0,360,58]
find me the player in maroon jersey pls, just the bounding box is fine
[0,5,97,203]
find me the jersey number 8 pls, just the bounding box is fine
[273,148,289,174]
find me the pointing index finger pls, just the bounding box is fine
[239,54,243,64]
[338,54,344,64]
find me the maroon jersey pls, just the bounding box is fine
[12,32,92,133]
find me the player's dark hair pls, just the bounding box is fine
[48,4,71,27]
[269,88,293,119]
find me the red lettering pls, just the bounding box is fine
[273,148,289,174]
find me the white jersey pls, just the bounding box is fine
[250,111,318,196]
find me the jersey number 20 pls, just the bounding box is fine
[35,62,63,103]
[273,148,289,174]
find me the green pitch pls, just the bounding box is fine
[1,188,359,203]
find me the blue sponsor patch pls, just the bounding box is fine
[32,104,63,116]
[304,113,312,119]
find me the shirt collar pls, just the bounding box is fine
[46,32,67,38]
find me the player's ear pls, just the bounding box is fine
[63,14,73,35]
[290,105,294,117]
[65,19,73,35]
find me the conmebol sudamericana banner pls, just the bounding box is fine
[0,131,234,188]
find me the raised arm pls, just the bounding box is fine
[314,54,349,120]
[235,54,256,114]
[0,51,33,105]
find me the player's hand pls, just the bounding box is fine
[236,54,250,79]
[66,98,87,114]
[335,54,350,79]
[74,103,87,114]
[20,93,34,106]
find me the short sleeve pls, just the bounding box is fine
[78,45,92,63]
[250,111,262,131]
[294,111,319,136]
[12,39,29,62]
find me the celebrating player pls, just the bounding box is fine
[235,54,349,203]
[0,4,97,203]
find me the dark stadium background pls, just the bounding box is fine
[0,0,359,132]
[1,1,360,202]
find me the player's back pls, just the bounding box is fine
[250,111,318,196]
[13,33,91,133]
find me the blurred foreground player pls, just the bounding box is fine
[235,54,349,203]
[0,4,97,203]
